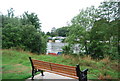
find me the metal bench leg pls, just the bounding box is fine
[32,69,35,80]
[41,70,44,76]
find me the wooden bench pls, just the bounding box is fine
[29,57,88,81]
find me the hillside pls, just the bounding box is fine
[1,49,119,80]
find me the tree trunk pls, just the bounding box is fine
[84,40,89,55]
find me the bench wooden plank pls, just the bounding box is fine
[34,63,76,76]
[51,65,76,74]
[51,64,76,71]
[34,65,51,70]
[50,62,76,69]
[32,59,75,68]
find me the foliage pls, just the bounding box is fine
[46,32,51,36]
[21,11,41,30]
[66,6,97,55]
[98,1,119,21]
[62,44,73,54]
[2,9,46,54]
[46,26,70,37]
[55,26,70,37]
[20,25,46,53]
[89,19,109,59]
[65,1,119,59]
[2,16,22,48]
[49,27,57,37]
[7,8,14,18]
[89,18,119,59]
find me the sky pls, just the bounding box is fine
[0,0,105,33]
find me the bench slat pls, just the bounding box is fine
[51,64,76,71]
[33,62,50,66]
[52,67,76,73]
[35,65,76,76]
[33,61,76,73]
[33,61,75,71]
[34,65,51,70]
[34,64,76,75]
[47,71,78,79]
[32,59,75,69]
[50,62,76,69]
[52,69,76,76]
[35,67,78,79]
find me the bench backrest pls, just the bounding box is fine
[31,59,78,79]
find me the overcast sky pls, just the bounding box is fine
[0,0,105,33]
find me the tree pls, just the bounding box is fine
[92,1,120,59]
[55,27,70,37]
[50,27,57,37]
[7,8,14,18]
[65,1,119,59]
[46,32,51,36]
[2,14,22,48]
[2,10,47,54]
[21,11,41,30]
[66,6,98,55]
[89,19,109,59]
[98,1,119,21]
[89,18,119,59]
[2,23,22,48]
[21,25,46,53]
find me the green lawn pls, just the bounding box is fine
[1,49,119,80]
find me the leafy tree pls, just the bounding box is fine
[89,19,109,59]
[55,27,70,37]
[21,25,46,53]
[109,19,119,59]
[98,1,119,21]
[46,32,51,36]
[2,14,22,49]
[50,27,57,37]
[21,11,41,30]
[65,1,120,60]
[2,9,46,54]
[66,6,98,55]
[89,18,119,59]
[7,8,14,18]
[2,23,22,48]
[47,26,70,37]
[62,44,73,54]
[93,1,120,59]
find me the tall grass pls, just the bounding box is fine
[2,49,119,80]
[62,54,119,79]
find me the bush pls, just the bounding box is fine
[2,14,46,54]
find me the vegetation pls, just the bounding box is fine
[2,49,119,79]
[46,26,70,37]
[1,8,47,54]
[64,1,119,60]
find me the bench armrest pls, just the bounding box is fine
[80,69,88,81]
[76,65,88,81]
[81,69,88,75]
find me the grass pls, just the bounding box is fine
[1,49,119,80]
